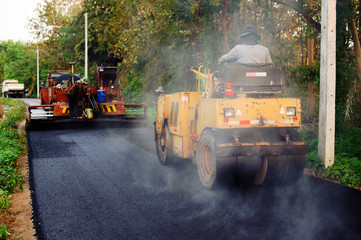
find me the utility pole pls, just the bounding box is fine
[85,13,88,80]
[318,0,336,168]
[37,45,39,98]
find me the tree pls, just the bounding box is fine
[23,0,361,125]
[30,0,83,70]
[0,41,37,90]
[344,0,361,120]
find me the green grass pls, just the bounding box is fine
[321,125,361,187]
[125,107,146,115]
[323,154,361,187]
[0,224,10,239]
[299,130,324,173]
[0,97,26,211]
[0,189,11,210]
[300,126,361,187]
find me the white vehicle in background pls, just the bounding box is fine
[1,79,24,98]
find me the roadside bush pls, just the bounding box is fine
[299,130,324,173]
[301,125,361,187]
[323,125,361,186]
[335,124,361,158]
[0,131,20,167]
[0,189,11,210]
[0,166,22,193]
[323,154,361,187]
[0,97,26,128]
[306,148,324,173]
[0,224,10,239]
[0,98,25,210]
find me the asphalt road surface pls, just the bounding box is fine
[27,123,361,240]
[21,98,41,106]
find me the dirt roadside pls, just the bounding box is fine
[0,120,36,240]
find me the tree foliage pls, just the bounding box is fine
[2,0,361,124]
[29,0,83,69]
[0,41,37,89]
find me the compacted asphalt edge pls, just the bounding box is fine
[27,132,45,240]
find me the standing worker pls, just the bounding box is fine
[67,79,86,119]
[218,26,273,65]
[102,51,123,86]
[103,51,123,66]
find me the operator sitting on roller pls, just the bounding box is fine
[67,79,86,119]
[218,26,273,65]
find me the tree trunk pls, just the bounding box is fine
[349,18,361,81]
[307,39,314,66]
[222,0,230,52]
[28,84,34,96]
[241,0,248,28]
[300,23,304,65]
[345,17,361,120]
[307,29,316,119]
[307,81,316,118]
[359,0,361,35]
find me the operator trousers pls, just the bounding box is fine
[67,93,80,118]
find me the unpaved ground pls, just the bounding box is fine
[0,119,36,240]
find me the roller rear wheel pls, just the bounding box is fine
[197,131,217,189]
[156,124,174,165]
[253,156,268,185]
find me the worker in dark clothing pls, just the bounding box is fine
[102,51,123,86]
[67,80,86,119]
[102,51,123,66]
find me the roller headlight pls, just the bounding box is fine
[224,108,235,118]
[286,107,296,116]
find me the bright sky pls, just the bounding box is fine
[0,0,44,42]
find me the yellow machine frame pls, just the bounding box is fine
[155,64,307,188]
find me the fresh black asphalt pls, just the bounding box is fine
[27,123,361,240]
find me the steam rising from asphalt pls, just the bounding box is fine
[91,124,359,240]
[27,112,361,240]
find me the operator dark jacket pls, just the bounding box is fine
[103,56,123,67]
